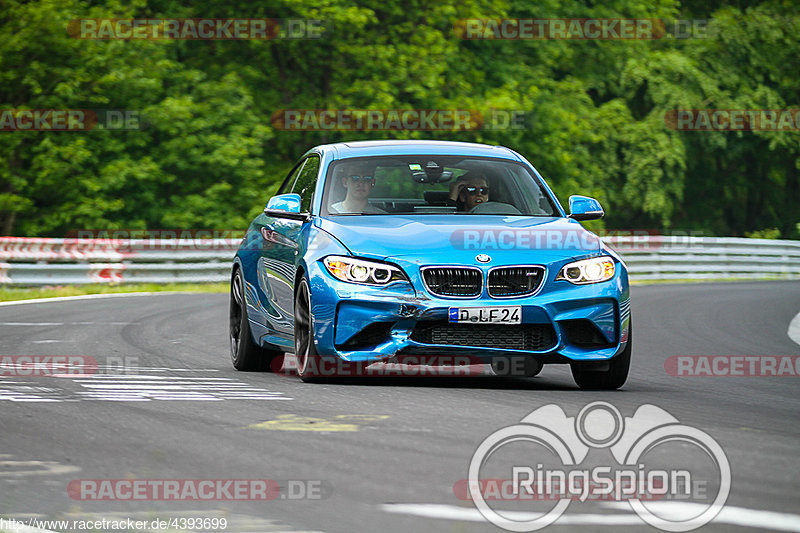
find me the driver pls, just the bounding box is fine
[448,172,489,211]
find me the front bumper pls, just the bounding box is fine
[306,259,631,364]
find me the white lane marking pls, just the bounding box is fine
[1,322,138,326]
[31,340,65,344]
[789,311,800,346]
[382,503,800,532]
[73,376,233,381]
[70,321,131,325]
[6,398,62,403]
[0,460,80,478]
[0,322,64,326]
[88,367,220,372]
[76,384,283,391]
[381,504,641,524]
[0,370,291,402]
[0,291,196,308]
[603,502,800,532]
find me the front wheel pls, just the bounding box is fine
[229,268,282,371]
[294,277,324,382]
[571,323,632,390]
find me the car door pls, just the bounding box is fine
[239,158,306,348]
[254,155,320,344]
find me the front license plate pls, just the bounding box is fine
[448,306,522,324]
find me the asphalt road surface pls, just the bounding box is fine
[1,281,799,533]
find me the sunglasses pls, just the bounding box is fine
[465,186,489,195]
[346,175,374,182]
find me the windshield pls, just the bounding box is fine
[321,156,559,216]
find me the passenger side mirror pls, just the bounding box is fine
[568,195,604,221]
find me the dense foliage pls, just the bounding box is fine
[1,0,798,237]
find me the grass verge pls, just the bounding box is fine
[1,277,791,302]
[0,283,228,302]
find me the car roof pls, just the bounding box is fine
[310,140,523,161]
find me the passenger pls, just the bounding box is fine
[329,163,386,214]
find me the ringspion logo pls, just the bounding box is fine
[467,402,730,531]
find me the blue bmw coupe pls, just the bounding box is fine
[229,140,631,389]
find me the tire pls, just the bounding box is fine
[491,356,543,377]
[571,322,632,390]
[229,268,282,371]
[524,359,543,377]
[294,277,324,382]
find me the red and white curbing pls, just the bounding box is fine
[0,237,131,262]
[0,237,231,284]
[88,263,126,283]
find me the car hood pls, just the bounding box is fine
[317,215,604,265]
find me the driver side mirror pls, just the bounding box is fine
[265,193,301,213]
[568,195,604,221]
[264,193,309,221]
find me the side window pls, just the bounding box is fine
[277,159,307,196]
[292,155,320,213]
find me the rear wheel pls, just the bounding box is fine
[571,323,632,390]
[294,277,324,382]
[229,268,282,371]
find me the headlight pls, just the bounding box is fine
[323,256,408,286]
[556,256,615,284]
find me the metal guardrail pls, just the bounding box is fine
[0,238,238,284]
[604,235,800,280]
[0,235,798,285]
